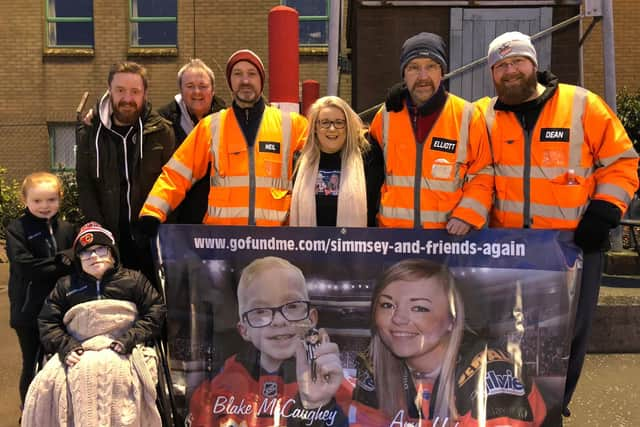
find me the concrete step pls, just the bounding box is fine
[604,250,640,277]
[588,284,640,353]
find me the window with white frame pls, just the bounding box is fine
[282,0,329,46]
[46,0,94,47]
[48,123,76,170]
[130,0,177,47]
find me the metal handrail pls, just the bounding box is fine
[357,13,583,117]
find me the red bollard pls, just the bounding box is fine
[268,6,300,113]
[301,80,320,118]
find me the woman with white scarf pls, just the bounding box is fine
[290,96,384,227]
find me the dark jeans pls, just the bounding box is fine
[563,250,603,410]
[14,324,40,405]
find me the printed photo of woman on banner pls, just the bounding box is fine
[154,226,580,426]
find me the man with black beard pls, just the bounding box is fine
[477,32,638,422]
[76,61,175,280]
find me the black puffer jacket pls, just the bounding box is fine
[76,92,175,241]
[38,265,167,361]
[6,211,76,328]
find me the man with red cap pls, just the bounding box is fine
[139,49,308,227]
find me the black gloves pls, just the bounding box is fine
[574,200,622,253]
[138,216,161,239]
[384,81,407,112]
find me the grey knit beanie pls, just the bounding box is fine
[487,31,538,69]
[400,32,448,78]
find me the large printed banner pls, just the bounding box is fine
[156,225,581,427]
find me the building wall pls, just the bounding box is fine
[582,0,640,97]
[0,0,342,182]
[350,4,580,115]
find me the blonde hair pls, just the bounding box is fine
[296,96,369,174]
[237,256,307,316]
[21,171,63,201]
[369,259,464,421]
[290,96,370,226]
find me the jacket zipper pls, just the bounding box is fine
[46,219,58,255]
[520,114,532,228]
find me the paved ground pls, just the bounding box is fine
[0,263,638,426]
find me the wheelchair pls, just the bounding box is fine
[32,336,178,427]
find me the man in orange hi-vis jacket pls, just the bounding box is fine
[476,31,639,422]
[370,32,494,234]
[138,49,308,230]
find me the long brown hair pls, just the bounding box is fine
[369,259,464,421]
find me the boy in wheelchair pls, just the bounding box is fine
[21,222,167,427]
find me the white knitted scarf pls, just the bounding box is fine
[21,300,161,427]
[290,149,367,227]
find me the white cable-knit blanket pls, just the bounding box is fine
[21,299,162,427]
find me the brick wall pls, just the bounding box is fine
[582,0,640,97]
[0,0,339,181]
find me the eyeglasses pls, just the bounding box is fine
[317,119,346,130]
[493,58,528,73]
[78,246,110,260]
[241,300,311,328]
[404,62,441,76]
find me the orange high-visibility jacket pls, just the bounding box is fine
[477,84,639,229]
[369,94,494,229]
[140,105,308,226]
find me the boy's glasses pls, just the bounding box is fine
[242,300,311,328]
[317,119,346,130]
[78,246,110,260]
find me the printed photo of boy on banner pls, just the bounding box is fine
[154,225,581,427]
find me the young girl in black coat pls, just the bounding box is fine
[6,172,76,406]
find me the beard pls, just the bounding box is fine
[111,99,144,125]
[234,84,260,106]
[409,79,436,105]
[495,71,538,105]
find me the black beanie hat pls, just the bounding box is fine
[73,221,118,260]
[400,32,448,78]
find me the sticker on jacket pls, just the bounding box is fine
[259,141,281,153]
[431,137,457,153]
[540,128,570,142]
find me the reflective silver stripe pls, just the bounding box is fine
[457,197,489,218]
[598,148,639,168]
[382,106,390,159]
[483,97,498,138]
[569,86,588,167]
[255,207,288,223]
[596,183,632,205]
[213,175,287,189]
[280,111,292,181]
[456,101,473,163]
[216,176,250,187]
[476,165,495,176]
[145,194,172,214]
[210,113,222,179]
[166,157,193,182]
[208,206,248,219]
[207,206,287,223]
[495,164,592,179]
[386,175,460,192]
[379,205,449,224]
[496,199,584,221]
